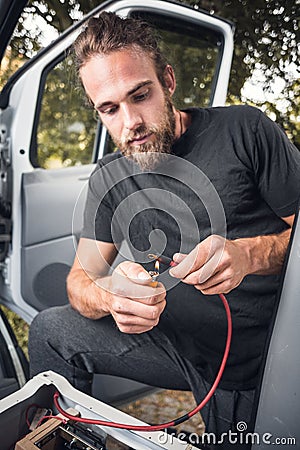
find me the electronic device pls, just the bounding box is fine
[0,371,196,450]
[15,416,133,449]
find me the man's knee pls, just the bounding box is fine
[28,306,82,377]
[31,305,59,331]
[29,305,72,350]
[30,308,53,341]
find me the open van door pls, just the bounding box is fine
[0,0,234,401]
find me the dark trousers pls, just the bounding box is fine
[29,305,255,448]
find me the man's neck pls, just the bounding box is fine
[175,110,192,139]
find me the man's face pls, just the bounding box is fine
[80,48,176,170]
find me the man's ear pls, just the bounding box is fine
[163,65,176,96]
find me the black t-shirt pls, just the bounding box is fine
[81,105,300,390]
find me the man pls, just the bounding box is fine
[29,11,300,445]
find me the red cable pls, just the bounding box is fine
[53,292,232,431]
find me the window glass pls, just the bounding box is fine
[35,12,223,166]
[35,55,97,169]
[132,11,222,108]
[160,30,220,109]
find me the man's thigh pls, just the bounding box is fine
[29,304,191,391]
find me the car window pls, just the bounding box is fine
[131,11,223,108]
[32,11,225,166]
[32,54,98,169]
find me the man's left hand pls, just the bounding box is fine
[169,235,251,295]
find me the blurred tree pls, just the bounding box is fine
[1,0,299,164]
[183,0,299,147]
[35,55,97,168]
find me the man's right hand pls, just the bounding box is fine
[100,261,166,334]
[67,238,166,333]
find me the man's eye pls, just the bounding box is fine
[100,106,118,116]
[134,91,149,102]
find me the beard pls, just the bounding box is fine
[111,94,176,171]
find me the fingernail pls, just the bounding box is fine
[169,268,176,277]
[138,271,151,280]
[173,253,180,261]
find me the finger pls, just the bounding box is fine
[110,264,163,298]
[190,265,240,294]
[112,277,165,301]
[169,245,202,279]
[169,236,220,279]
[182,267,226,289]
[171,239,226,282]
[170,243,217,280]
[172,252,187,264]
[115,261,152,285]
[182,270,218,287]
[112,295,166,320]
[115,322,155,334]
[181,255,226,285]
[114,313,159,331]
[131,284,166,306]
[195,279,233,295]
[196,270,243,295]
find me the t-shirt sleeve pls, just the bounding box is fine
[80,163,118,243]
[252,109,300,217]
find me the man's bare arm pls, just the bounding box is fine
[169,215,295,295]
[67,238,118,319]
[233,214,294,276]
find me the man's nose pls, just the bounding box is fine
[121,104,143,131]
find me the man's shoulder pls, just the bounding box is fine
[97,150,122,167]
[208,104,263,135]
[207,104,261,120]
[189,104,262,130]
[87,151,125,189]
[91,151,123,174]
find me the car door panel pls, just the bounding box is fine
[253,205,300,447]
[21,237,74,310]
[21,166,93,247]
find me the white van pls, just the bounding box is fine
[0,1,299,449]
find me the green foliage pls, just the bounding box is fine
[181,0,299,148]
[0,306,29,358]
[36,56,96,168]
[159,27,219,109]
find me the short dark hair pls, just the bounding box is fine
[73,11,168,87]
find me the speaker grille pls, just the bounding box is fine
[33,263,70,307]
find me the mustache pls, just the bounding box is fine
[122,125,157,145]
